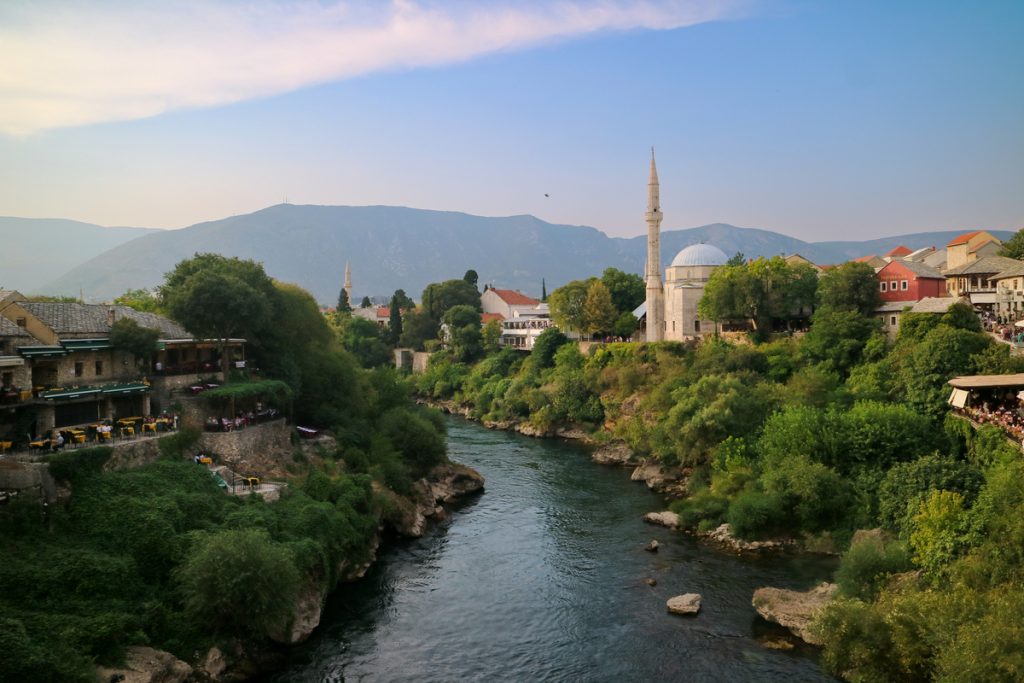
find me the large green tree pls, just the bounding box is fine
[582,280,618,337]
[548,278,595,333]
[443,304,483,362]
[600,267,645,315]
[161,254,276,376]
[817,261,881,316]
[998,227,1024,259]
[109,318,160,371]
[698,256,817,330]
[421,279,480,322]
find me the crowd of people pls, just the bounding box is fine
[203,406,281,432]
[957,395,1024,443]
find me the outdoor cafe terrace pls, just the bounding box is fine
[948,373,1024,446]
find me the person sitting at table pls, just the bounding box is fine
[51,432,64,451]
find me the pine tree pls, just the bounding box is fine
[360,296,372,309]
[542,278,547,302]
[337,289,352,314]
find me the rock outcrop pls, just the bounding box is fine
[95,646,191,683]
[645,539,660,552]
[752,582,837,645]
[393,462,485,537]
[643,511,680,529]
[268,582,324,645]
[630,459,688,495]
[667,593,702,615]
[591,442,634,466]
[699,523,792,553]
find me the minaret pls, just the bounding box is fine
[344,262,353,304]
[644,149,665,342]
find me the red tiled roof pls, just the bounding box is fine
[490,288,540,306]
[854,255,879,262]
[885,245,912,257]
[376,307,390,318]
[481,313,505,324]
[947,230,982,247]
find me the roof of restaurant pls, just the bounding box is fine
[948,374,1024,389]
[944,255,1022,276]
[490,288,540,306]
[19,302,189,339]
[880,260,944,279]
[993,261,1024,280]
[911,296,969,313]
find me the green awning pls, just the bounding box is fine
[63,339,112,351]
[19,346,67,358]
[41,388,103,400]
[101,383,150,395]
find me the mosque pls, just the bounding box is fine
[643,151,728,342]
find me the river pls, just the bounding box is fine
[268,417,836,682]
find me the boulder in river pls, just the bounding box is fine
[752,582,837,645]
[700,523,791,552]
[645,539,660,552]
[666,593,702,615]
[643,511,680,529]
[591,442,635,466]
[645,578,657,586]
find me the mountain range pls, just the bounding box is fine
[0,217,155,293]
[5,204,1013,304]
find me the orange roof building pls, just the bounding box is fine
[946,230,1002,270]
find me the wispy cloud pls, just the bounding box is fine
[0,0,743,136]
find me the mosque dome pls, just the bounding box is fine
[670,243,729,267]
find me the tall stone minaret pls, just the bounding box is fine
[344,262,353,304]
[644,149,664,342]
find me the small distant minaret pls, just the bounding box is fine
[644,148,664,342]
[344,262,353,304]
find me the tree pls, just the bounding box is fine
[391,289,415,310]
[698,264,755,323]
[582,280,617,337]
[421,279,481,322]
[548,278,595,332]
[801,307,881,375]
[530,327,569,369]
[177,528,299,639]
[398,309,439,350]
[613,311,638,339]
[817,262,881,316]
[388,295,403,345]
[998,227,1024,259]
[161,254,276,377]
[109,318,160,370]
[113,288,162,313]
[442,304,483,362]
[340,317,392,368]
[463,269,479,287]
[726,251,746,267]
[337,288,352,314]
[600,268,645,314]
[482,318,502,353]
[360,296,372,308]
[541,278,547,302]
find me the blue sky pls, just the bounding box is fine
[1,0,1021,240]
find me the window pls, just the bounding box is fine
[901,280,908,291]
[74,362,83,377]
[15,317,26,328]
[890,316,897,326]
[95,361,103,376]
[694,320,701,333]
[2,371,11,387]
[880,281,887,292]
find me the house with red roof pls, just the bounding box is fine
[481,287,554,350]
[481,288,541,320]
[876,260,946,303]
[884,245,913,260]
[946,230,1002,270]
[853,254,886,270]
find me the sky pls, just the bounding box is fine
[1,0,1022,241]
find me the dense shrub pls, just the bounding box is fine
[726,490,788,539]
[835,536,912,600]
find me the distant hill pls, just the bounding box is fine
[37,204,1014,303]
[0,217,156,293]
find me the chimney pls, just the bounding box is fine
[107,308,115,325]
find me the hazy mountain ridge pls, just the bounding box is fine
[0,217,156,292]
[33,204,1014,303]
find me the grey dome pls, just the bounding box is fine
[670,243,728,267]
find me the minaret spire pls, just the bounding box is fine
[344,262,353,305]
[644,148,664,342]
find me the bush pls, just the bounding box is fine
[726,490,787,539]
[669,488,730,529]
[176,528,300,639]
[877,454,983,534]
[46,447,112,483]
[835,536,912,600]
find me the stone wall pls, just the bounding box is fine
[198,420,293,478]
[412,352,431,374]
[0,459,57,501]
[149,372,223,414]
[50,349,139,386]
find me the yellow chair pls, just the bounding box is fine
[141,423,157,434]
[0,441,11,455]
[120,426,135,439]
[97,431,112,443]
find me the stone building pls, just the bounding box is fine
[945,230,1002,271]
[0,290,242,443]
